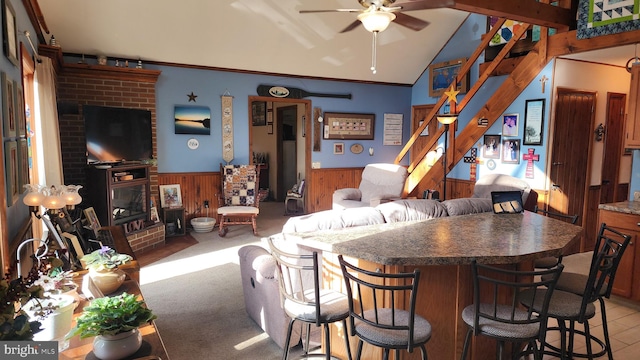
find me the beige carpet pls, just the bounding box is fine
[139,201,304,360]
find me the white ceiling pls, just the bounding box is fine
[36,1,637,85]
[37,0,468,84]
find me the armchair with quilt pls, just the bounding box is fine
[217,164,260,237]
[332,163,408,210]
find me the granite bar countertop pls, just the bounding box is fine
[598,201,640,215]
[283,211,582,266]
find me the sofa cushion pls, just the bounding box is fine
[442,198,494,216]
[282,207,386,233]
[359,164,408,204]
[472,174,531,204]
[376,199,448,223]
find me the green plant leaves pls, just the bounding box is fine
[67,292,156,339]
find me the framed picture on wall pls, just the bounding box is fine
[333,142,344,155]
[2,71,15,137]
[483,134,501,159]
[428,57,470,97]
[159,184,183,208]
[2,0,18,66]
[252,101,266,126]
[523,99,545,145]
[502,114,519,137]
[4,140,18,205]
[502,139,520,164]
[174,105,211,135]
[324,112,375,140]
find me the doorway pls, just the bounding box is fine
[277,105,298,201]
[547,88,596,252]
[248,96,311,205]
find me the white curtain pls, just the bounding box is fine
[34,57,63,186]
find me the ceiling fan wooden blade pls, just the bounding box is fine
[339,20,363,33]
[299,9,363,14]
[394,0,454,11]
[394,12,430,31]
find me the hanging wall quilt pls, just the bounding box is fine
[577,0,640,39]
[221,94,234,163]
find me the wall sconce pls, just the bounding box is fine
[594,123,605,142]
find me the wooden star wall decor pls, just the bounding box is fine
[444,85,460,104]
[187,92,198,102]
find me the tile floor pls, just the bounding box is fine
[541,252,640,359]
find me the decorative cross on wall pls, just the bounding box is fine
[522,148,539,179]
[464,148,478,182]
[539,75,548,93]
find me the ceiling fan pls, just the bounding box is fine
[299,0,455,33]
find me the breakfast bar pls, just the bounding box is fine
[284,210,583,360]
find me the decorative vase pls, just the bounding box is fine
[26,294,75,348]
[92,329,142,360]
[89,268,126,295]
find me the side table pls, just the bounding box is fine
[161,207,186,237]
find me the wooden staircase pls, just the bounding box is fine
[395,18,548,196]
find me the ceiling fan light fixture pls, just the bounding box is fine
[357,11,396,32]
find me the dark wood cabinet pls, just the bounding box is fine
[85,164,151,227]
[598,208,639,300]
[625,64,640,148]
[161,207,186,237]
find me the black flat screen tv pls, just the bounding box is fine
[83,105,153,164]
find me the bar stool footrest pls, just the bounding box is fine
[543,326,608,359]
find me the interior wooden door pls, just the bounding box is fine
[410,105,436,164]
[548,88,596,253]
[600,92,626,203]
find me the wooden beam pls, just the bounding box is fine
[21,0,49,43]
[452,0,572,31]
[547,29,640,58]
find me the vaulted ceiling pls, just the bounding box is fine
[33,0,636,85]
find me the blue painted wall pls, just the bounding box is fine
[139,65,413,172]
[410,13,553,190]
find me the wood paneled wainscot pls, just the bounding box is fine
[598,202,640,301]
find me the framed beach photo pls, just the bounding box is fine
[174,105,211,135]
[502,114,519,137]
[159,184,183,208]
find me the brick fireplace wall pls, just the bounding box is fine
[45,51,164,253]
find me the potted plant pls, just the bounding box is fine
[67,292,157,360]
[35,257,81,302]
[81,246,133,295]
[0,267,45,340]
